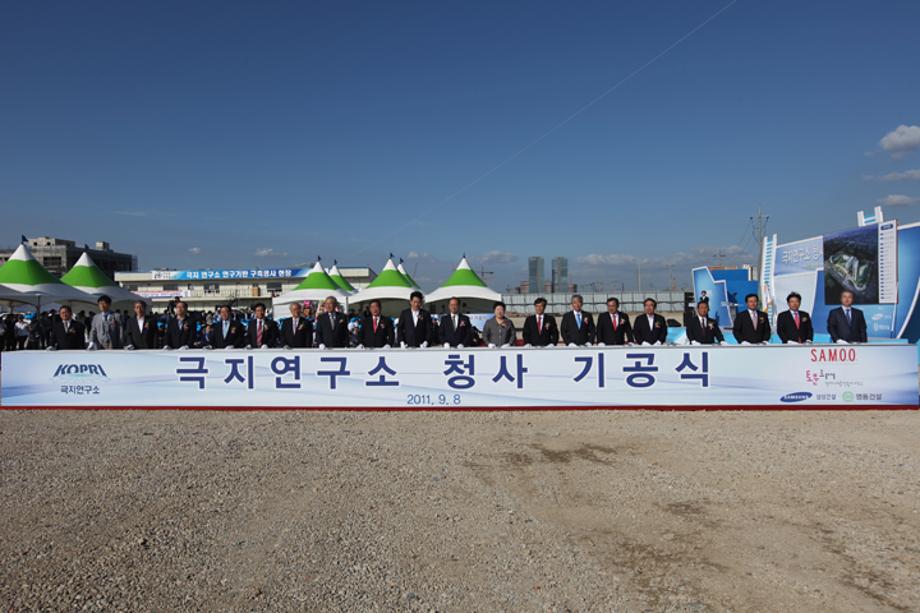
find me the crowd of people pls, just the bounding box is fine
[0,287,870,353]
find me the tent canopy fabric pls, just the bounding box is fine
[327,262,356,293]
[397,261,420,288]
[351,258,416,304]
[273,261,349,309]
[61,252,149,305]
[423,256,502,305]
[0,244,96,306]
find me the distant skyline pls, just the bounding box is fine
[2,1,919,291]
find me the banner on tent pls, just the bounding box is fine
[1,345,916,408]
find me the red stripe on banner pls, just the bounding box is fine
[0,404,917,411]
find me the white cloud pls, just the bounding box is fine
[879,124,920,158]
[476,250,517,265]
[577,253,638,267]
[578,245,751,271]
[866,168,920,181]
[188,247,201,255]
[255,248,288,257]
[876,194,920,206]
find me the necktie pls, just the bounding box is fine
[845,309,851,324]
[751,310,758,329]
[223,321,229,337]
[373,317,379,333]
[64,321,69,333]
[793,311,800,329]
[575,312,582,328]
[700,317,705,330]
[330,313,335,328]
[612,314,618,331]
[537,315,542,333]
[452,315,457,330]
[257,320,263,346]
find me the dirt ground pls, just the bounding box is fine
[1,409,918,611]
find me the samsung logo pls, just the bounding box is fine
[53,364,109,378]
[780,392,812,403]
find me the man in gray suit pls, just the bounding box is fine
[88,294,123,350]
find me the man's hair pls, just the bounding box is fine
[219,304,231,312]
[643,297,657,307]
[253,302,266,310]
[606,297,619,306]
[325,295,338,304]
[533,297,547,307]
[410,290,423,302]
[697,300,709,307]
[745,293,758,302]
[97,294,112,305]
[369,299,382,309]
[175,300,187,309]
[133,300,146,308]
[448,296,460,305]
[493,301,506,310]
[786,292,802,302]
[840,289,855,298]
[59,304,72,313]
[571,294,583,302]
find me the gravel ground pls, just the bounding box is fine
[1,409,918,612]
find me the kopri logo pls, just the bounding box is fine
[53,363,109,379]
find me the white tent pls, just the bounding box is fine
[0,244,96,309]
[61,252,149,306]
[272,261,350,310]
[424,256,502,314]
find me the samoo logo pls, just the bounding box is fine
[780,391,812,403]
[53,364,109,379]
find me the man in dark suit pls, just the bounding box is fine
[212,304,245,349]
[362,299,395,348]
[246,302,278,349]
[632,298,668,345]
[732,293,771,344]
[596,297,632,346]
[522,297,559,347]
[49,305,86,350]
[164,300,197,349]
[686,300,724,344]
[124,300,158,349]
[776,292,814,344]
[827,289,868,343]
[560,294,595,346]
[280,301,313,348]
[397,291,434,348]
[315,296,348,348]
[438,297,473,348]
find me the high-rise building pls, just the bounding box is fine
[0,236,137,278]
[528,256,544,295]
[551,256,568,292]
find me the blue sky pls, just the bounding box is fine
[2,0,919,291]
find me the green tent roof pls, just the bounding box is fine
[397,261,420,288]
[0,244,63,286]
[61,253,116,288]
[440,256,488,287]
[367,259,413,288]
[293,261,343,291]
[327,262,356,292]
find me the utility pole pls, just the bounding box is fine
[750,206,769,281]
[636,260,642,294]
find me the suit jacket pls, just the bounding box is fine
[560,311,595,345]
[316,311,348,348]
[280,317,313,348]
[397,309,433,347]
[685,315,724,344]
[247,318,279,348]
[51,319,86,350]
[89,311,123,349]
[213,319,245,349]
[124,317,158,349]
[632,313,668,344]
[827,307,867,343]
[776,310,814,343]
[362,314,395,348]
[596,312,632,346]
[438,313,473,347]
[732,309,771,343]
[165,317,197,349]
[522,314,559,346]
